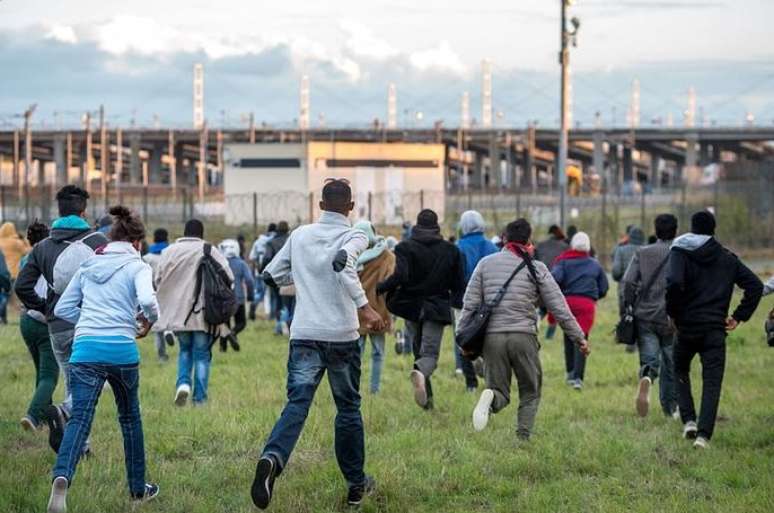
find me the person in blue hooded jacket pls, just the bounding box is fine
[48,206,160,513]
[455,210,498,389]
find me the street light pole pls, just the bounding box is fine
[558,0,570,230]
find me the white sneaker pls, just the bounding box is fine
[693,436,709,449]
[573,379,583,391]
[174,384,191,407]
[410,370,427,408]
[454,368,464,377]
[163,330,177,347]
[20,416,37,431]
[47,476,68,513]
[636,377,652,417]
[473,389,495,432]
[683,421,698,440]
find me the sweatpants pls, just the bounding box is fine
[674,329,726,440]
[405,320,445,403]
[482,332,542,439]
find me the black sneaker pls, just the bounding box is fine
[131,483,160,503]
[228,334,241,352]
[45,405,66,454]
[347,475,375,507]
[163,331,176,347]
[251,456,277,509]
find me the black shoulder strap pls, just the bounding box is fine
[635,254,670,307]
[512,245,541,287]
[183,244,208,325]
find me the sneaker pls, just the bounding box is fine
[47,476,68,513]
[347,475,375,506]
[251,456,278,510]
[636,376,652,417]
[163,331,177,347]
[573,379,583,391]
[45,405,66,453]
[671,407,681,421]
[174,384,191,407]
[158,354,169,363]
[410,370,428,408]
[131,483,160,502]
[454,368,463,377]
[228,334,241,352]
[20,415,38,431]
[473,389,495,432]
[565,372,575,386]
[693,436,709,449]
[683,420,698,440]
[281,323,290,336]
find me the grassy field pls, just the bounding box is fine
[1,293,773,513]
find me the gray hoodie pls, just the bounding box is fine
[265,211,369,342]
[55,241,159,341]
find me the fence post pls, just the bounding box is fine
[367,191,372,221]
[420,189,425,211]
[308,192,314,223]
[253,192,258,239]
[189,186,194,219]
[0,185,5,222]
[181,187,187,223]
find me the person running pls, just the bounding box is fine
[353,220,395,394]
[461,219,589,438]
[613,226,644,353]
[251,179,384,509]
[248,223,276,320]
[16,185,109,454]
[19,221,57,432]
[551,232,609,390]
[153,219,233,406]
[46,206,159,513]
[535,224,569,340]
[377,209,465,410]
[262,221,291,335]
[622,214,679,418]
[0,221,30,323]
[142,228,170,362]
[218,238,255,352]
[455,210,498,390]
[666,211,763,449]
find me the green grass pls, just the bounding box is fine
[1,293,773,513]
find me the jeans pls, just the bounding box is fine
[563,333,588,382]
[270,287,283,333]
[405,320,445,402]
[176,331,212,403]
[154,332,168,360]
[49,328,76,417]
[21,315,58,424]
[674,329,727,440]
[0,290,8,322]
[483,332,542,439]
[637,322,677,415]
[359,334,385,393]
[52,363,146,495]
[262,339,365,486]
[280,295,296,328]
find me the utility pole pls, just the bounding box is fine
[481,59,493,128]
[299,75,310,130]
[558,0,579,230]
[23,104,37,223]
[99,105,108,207]
[248,112,256,143]
[198,121,208,202]
[116,128,123,203]
[387,83,397,129]
[83,112,92,190]
[168,129,176,197]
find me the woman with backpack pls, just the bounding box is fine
[47,206,160,513]
[551,232,609,391]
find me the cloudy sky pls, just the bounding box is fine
[1,0,773,129]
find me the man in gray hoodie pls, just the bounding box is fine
[622,214,679,419]
[251,179,384,510]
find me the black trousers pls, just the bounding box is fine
[232,304,247,337]
[674,329,726,440]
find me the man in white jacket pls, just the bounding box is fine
[251,179,383,510]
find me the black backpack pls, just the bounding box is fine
[185,244,238,336]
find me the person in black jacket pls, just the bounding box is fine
[262,221,291,335]
[15,185,108,455]
[377,209,465,410]
[666,211,763,449]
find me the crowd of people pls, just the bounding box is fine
[3,181,772,512]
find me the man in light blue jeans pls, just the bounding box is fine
[175,332,212,404]
[251,179,384,510]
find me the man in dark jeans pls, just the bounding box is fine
[377,209,465,410]
[666,211,763,449]
[251,179,384,509]
[623,214,679,419]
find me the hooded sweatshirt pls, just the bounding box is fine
[666,233,762,335]
[457,211,498,283]
[54,241,159,364]
[612,227,645,281]
[0,222,30,279]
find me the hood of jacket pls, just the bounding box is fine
[411,225,443,244]
[628,227,645,245]
[672,233,721,265]
[80,242,141,284]
[459,210,486,236]
[0,222,17,239]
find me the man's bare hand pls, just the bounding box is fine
[136,313,152,339]
[725,317,739,332]
[578,339,591,357]
[359,304,385,332]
